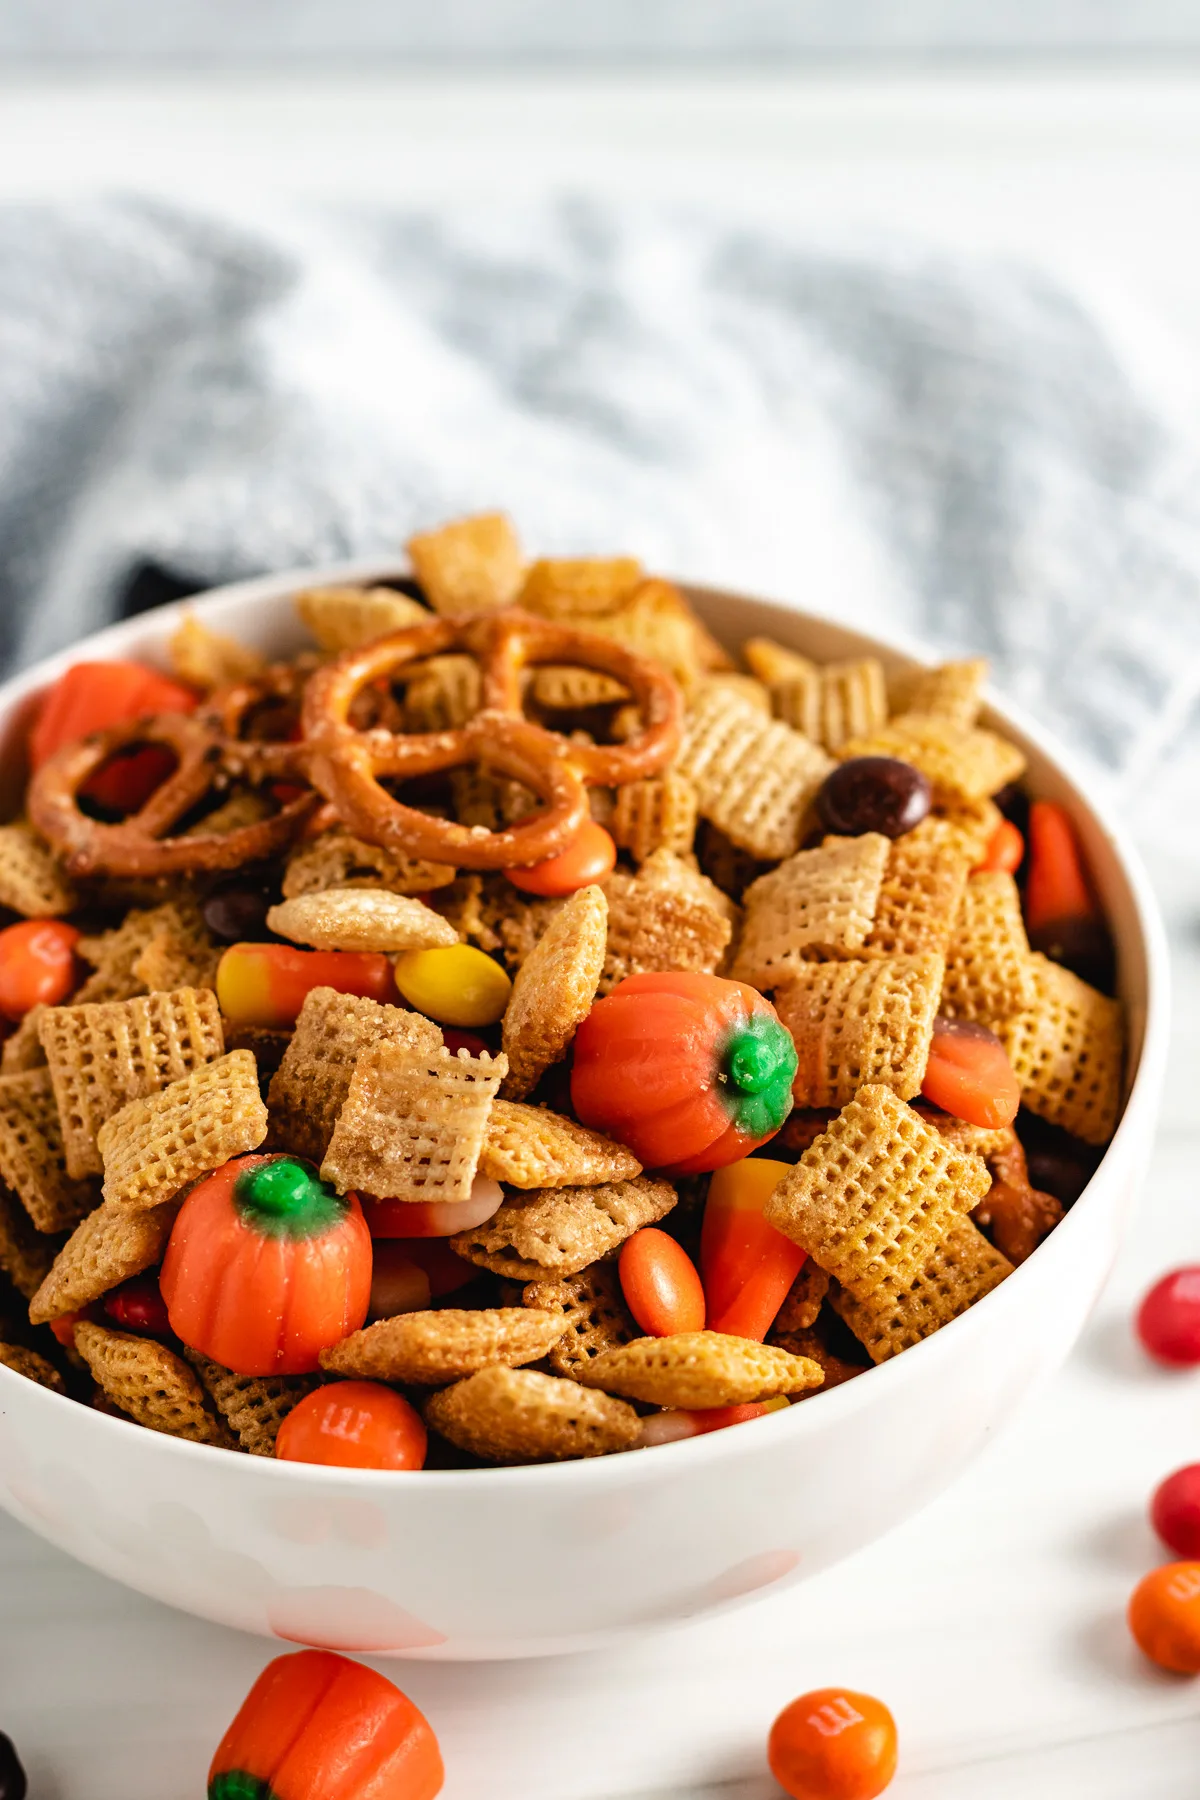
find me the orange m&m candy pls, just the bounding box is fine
[506,820,616,896]
[619,1227,706,1336]
[768,1688,897,1800]
[1128,1561,1200,1673]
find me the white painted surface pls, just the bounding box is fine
[2,68,1200,1798]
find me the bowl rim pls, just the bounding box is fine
[0,560,1171,1493]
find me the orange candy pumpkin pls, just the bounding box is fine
[208,1649,444,1800]
[160,1154,372,1376]
[571,971,798,1175]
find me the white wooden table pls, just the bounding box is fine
[3,70,1200,1798]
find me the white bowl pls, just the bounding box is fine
[0,565,1169,1660]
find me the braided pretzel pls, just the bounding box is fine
[28,706,320,878]
[301,608,683,870]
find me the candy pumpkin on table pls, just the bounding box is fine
[571,971,798,1175]
[160,1154,372,1376]
[209,1649,444,1800]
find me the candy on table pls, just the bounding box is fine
[0,919,80,1020]
[1152,1465,1200,1560]
[208,1648,444,1800]
[768,1687,898,1800]
[618,1226,706,1337]
[1136,1267,1200,1367]
[571,970,798,1175]
[392,942,512,1028]
[919,1015,1021,1130]
[216,940,399,1030]
[160,1154,372,1376]
[505,818,617,896]
[275,1380,428,1471]
[815,755,932,839]
[1128,1562,1200,1674]
[102,1271,171,1336]
[701,1157,807,1341]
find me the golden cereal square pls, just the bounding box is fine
[763,1085,991,1301]
[74,1322,233,1447]
[579,1332,823,1409]
[407,512,525,615]
[889,657,989,728]
[520,556,643,619]
[0,1185,58,1300]
[675,686,834,861]
[294,585,429,652]
[863,819,971,959]
[609,773,699,863]
[599,851,734,994]
[1001,954,1123,1145]
[819,658,889,751]
[451,1176,677,1281]
[941,871,1037,1028]
[501,884,607,1100]
[838,713,1025,803]
[320,1307,568,1385]
[168,611,268,688]
[39,987,225,1179]
[0,820,77,918]
[403,653,482,731]
[0,1069,96,1232]
[522,1264,637,1378]
[97,1050,269,1210]
[321,1043,505,1203]
[481,1100,641,1188]
[731,835,890,986]
[773,954,945,1108]
[266,889,458,954]
[831,1217,1012,1362]
[268,986,443,1163]
[424,1366,639,1463]
[281,828,456,899]
[29,1197,179,1322]
[188,1354,319,1455]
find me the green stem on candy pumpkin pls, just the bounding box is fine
[717,1014,797,1140]
[208,1774,273,1800]
[233,1156,347,1241]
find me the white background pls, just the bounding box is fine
[2,68,1200,1798]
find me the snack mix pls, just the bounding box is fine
[0,511,1124,1469]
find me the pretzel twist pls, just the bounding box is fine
[301,608,683,870]
[28,703,319,879]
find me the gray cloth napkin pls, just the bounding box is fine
[3,193,1199,848]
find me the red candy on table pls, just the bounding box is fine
[160,1154,372,1376]
[1151,1465,1200,1560]
[216,940,399,1030]
[505,818,617,896]
[361,1176,504,1239]
[275,1382,428,1473]
[1128,1562,1200,1674]
[701,1157,806,1341]
[571,970,798,1175]
[919,1015,1020,1130]
[618,1227,706,1337]
[0,919,80,1021]
[1136,1268,1200,1367]
[208,1648,443,1799]
[768,1688,898,1800]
